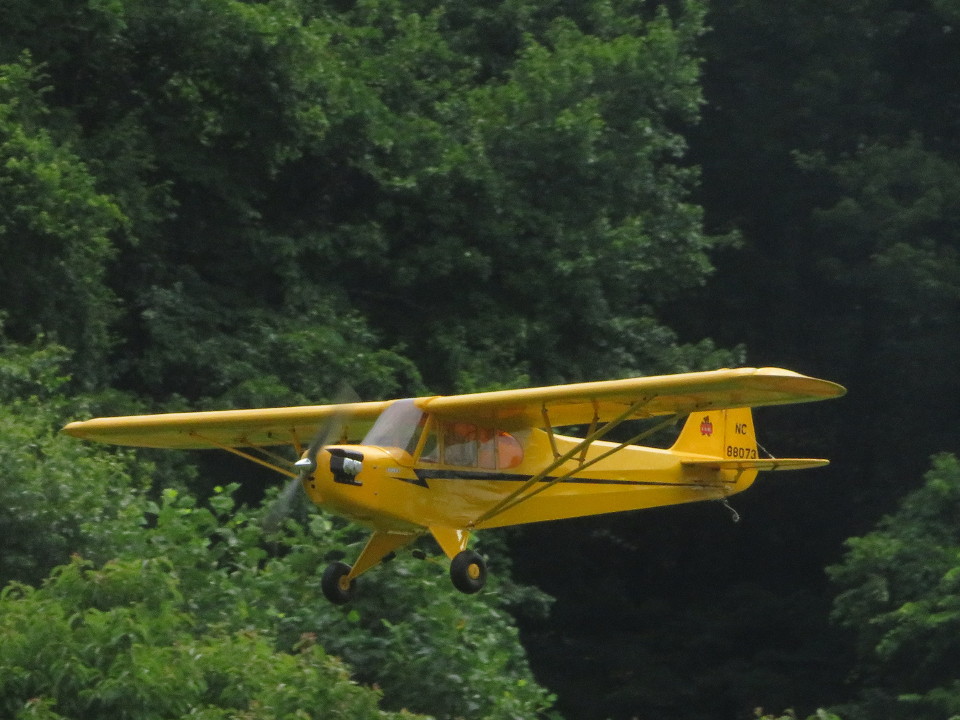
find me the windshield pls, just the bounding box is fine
[361,399,426,455]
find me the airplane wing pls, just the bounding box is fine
[63,367,844,450]
[61,400,393,450]
[421,367,845,430]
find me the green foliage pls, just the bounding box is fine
[134,291,426,409]
[667,5,960,714]
[0,0,724,714]
[323,0,717,387]
[0,374,556,720]
[806,136,960,452]
[0,0,721,398]
[690,0,960,491]
[829,454,960,720]
[137,485,556,719]
[0,556,417,720]
[755,712,842,720]
[0,56,123,387]
[0,335,152,587]
[4,0,919,717]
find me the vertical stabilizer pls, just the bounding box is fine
[671,407,756,459]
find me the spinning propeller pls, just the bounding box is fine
[293,410,342,479]
[262,385,358,533]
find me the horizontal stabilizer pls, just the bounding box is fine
[682,458,829,472]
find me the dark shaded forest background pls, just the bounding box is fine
[2,1,960,719]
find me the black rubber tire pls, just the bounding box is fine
[321,561,355,604]
[450,550,487,594]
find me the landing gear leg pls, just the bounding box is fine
[321,530,418,604]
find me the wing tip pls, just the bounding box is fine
[60,420,83,437]
[61,420,92,438]
[750,367,847,401]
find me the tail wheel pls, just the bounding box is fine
[450,550,487,594]
[322,561,356,604]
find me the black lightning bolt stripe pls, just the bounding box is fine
[399,468,705,490]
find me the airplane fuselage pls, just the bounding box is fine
[303,430,757,533]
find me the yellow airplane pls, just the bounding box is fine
[63,367,844,603]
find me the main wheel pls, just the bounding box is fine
[322,561,356,604]
[450,550,487,594]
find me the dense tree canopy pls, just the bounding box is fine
[829,454,960,720]
[0,0,720,717]
[0,338,554,719]
[1,0,958,718]
[0,0,723,404]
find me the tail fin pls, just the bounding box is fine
[672,407,828,471]
[672,408,756,457]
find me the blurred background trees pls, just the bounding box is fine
[2,0,959,718]
[828,453,960,720]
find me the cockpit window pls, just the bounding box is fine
[495,431,523,469]
[363,403,524,469]
[442,421,524,469]
[444,423,478,466]
[362,399,426,455]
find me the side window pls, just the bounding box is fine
[441,422,523,469]
[444,423,478,467]
[496,432,523,469]
[478,428,496,469]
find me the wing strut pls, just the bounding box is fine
[468,397,670,528]
[578,404,600,464]
[188,432,299,478]
[471,413,681,527]
[541,405,560,459]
